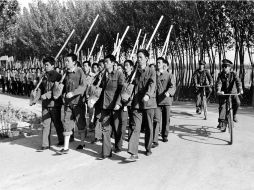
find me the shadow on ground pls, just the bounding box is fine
[170,124,230,145]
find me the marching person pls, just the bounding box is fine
[153,57,176,147]
[122,60,134,140]
[127,49,157,161]
[216,59,243,132]
[91,60,105,144]
[58,53,88,154]
[37,56,64,150]
[192,60,213,114]
[97,54,124,158]
[0,68,6,93]
[82,60,95,130]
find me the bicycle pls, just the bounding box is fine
[219,93,240,145]
[196,85,211,120]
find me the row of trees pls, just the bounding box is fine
[0,0,254,104]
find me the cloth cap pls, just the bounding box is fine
[199,60,206,65]
[222,59,233,66]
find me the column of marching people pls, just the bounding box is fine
[27,49,176,161]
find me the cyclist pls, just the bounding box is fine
[192,60,213,114]
[216,59,243,132]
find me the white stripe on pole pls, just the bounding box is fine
[145,15,164,50]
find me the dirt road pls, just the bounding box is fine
[0,93,253,190]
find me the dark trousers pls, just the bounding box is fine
[6,81,10,93]
[42,107,64,147]
[154,106,171,142]
[100,109,121,156]
[115,107,128,148]
[128,108,155,155]
[218,95,240,122]
[1,79,5,93]
[195,88,212,109]
[94,104,102,140]
[62,105,86,136]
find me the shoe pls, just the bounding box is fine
[220,123,226,132]
[57,142,64,146]
[162,138,168,142]
[57,149,69,155]
[76,144,85,150]
[233,116,238,123]
[196,108,201,114]
[37,146,50,151]
[126,155,139,162]
[152,142,159,148]
[98,152,112,159]
[217,124,221,129]
[146,151,152,156]
[114,148,122,153]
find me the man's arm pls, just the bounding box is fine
[115,72,125,107]
[145,69,156,98]
[234,72,243,93]
[166,73,176,96]
[72,69,87,96]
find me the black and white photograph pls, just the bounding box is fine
[0,0,254,189]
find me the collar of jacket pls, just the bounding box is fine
[137,66,148,73]
[67,66,78,73]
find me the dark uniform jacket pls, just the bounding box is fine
[216,71,242,94]
[131,67,157,109]
[40,70,62,108]
[192,69,213,86]
[98,70,124,110]
[156,71,176,106]
[63,66,87,106]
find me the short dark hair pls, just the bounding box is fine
[76,61,81,67]
[163,59,169,66]
[43,56,55,65]
[149,63,155,68]
[92,63,99,68]
[117,64,124,70]
[157,57,165,62]
[67,53,77,62]
[137,49,149,58]
[105,54,116,62]
[98,59,104,64]
[124,60,134,67]
[83,61,91,67]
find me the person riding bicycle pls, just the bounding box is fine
[192,60,213,114]
[216,59,243,132]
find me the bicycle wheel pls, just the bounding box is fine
[203,96,208,120]
[228,109,234,145]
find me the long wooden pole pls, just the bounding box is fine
[161,25,173,57]
[146,15,164,50]
[141,33,147,49]
[87,34,99,61]
[55,29,75,60]
[76,14,99,55]
[114,33,119,49]
[112,26,130,56]
[74,44,78,54]
[96,45,103,62]
[130,29,142,60]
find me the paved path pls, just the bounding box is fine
[0,93,253,190]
